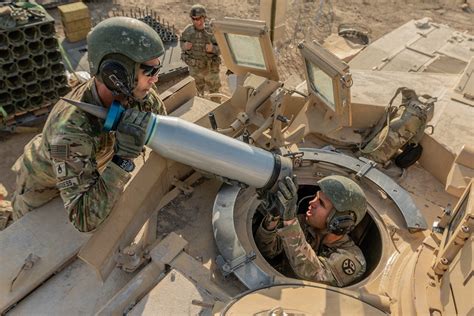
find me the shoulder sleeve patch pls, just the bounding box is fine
[53,161,67,178]
[342,258,356,275]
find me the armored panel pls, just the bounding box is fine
[0,2,71,128]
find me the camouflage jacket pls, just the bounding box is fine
[255,214,366,287]
[13,78,165,232]
[180,23,221,69]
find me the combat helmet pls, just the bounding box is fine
[87,17,164,94]
[317,175,367,235]
[190,4,206,17]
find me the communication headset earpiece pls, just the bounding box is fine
[98,59,133,97]
[327,209,357,236]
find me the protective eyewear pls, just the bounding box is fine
[191,16,203,21]
[140,63,162,77]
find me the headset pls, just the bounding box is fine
[98,59,134,98]
[327,209,357,235]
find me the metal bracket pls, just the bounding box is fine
[355,157,377,180]
[216,251,256,277]
[172,176,194,195]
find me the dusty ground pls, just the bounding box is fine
[1,0,473,198]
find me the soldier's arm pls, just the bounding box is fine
[50,119,130,232]
[255,215,284,259]
[209,33,220,55]
[278,219,341,286]
[180,26,191,50]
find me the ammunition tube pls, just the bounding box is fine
[43,37,57,51]
[21,71,37,84]
[6,75,22,89]
[0,92,11,107]
[2,63,19,76]
[39,23,55,37]
[25,83,41,96]
[29,95,44,107]
[33,55,48,68]
[53,75,67,87]
[51,63,65,75]
[28,41,44,55]
[14,98,29,110]
[40,79,55,91]
[11,87,27,101]
[12,45,28,59]
[47,50,62,63]
[0,33,7,48]
[0,48,12,63]
[7,30,25,46]
[0,80,6,92]
[44,90,58,102]
[24,26,41,42]
[18,58,33,72]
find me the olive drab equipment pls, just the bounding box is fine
[87,17,165,95]
[317,175,367,235]
[361,87,436,167]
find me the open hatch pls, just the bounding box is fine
[212,18,279,81]
[298,41,353,127]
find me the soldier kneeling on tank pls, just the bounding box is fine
[10,17,166,232]
[255,175,367,287]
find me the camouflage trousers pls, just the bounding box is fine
[11,157,58,220]
[189,66,221,103]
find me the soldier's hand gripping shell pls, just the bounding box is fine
[114,108,151,159]
[276,175,298,221]
[259,190,280,221]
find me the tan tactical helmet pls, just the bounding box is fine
[190,4,206,17]
[87,17,164,93]
[317,175,367,235]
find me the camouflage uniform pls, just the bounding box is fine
[180,24,221,100]
[11,78,166,232]
[255,214,366,287]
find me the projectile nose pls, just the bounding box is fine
[61,97,108,120]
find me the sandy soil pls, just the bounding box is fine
[1,0,473,198]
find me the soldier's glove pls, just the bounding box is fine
[114,108,151,159]
[259,190,280,219]
[275,175,298,221]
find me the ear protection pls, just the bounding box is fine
[327,209,357,236]
[98,59,133,97]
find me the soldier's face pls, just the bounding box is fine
[133,58,161,100]
[192,16,205,30]
[306,191,333,229]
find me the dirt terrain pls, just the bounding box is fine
[1,0,473,199]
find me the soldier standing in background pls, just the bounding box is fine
[10,17,166,232]
[256,175,367,287]
[180,4,222,103]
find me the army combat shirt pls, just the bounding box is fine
[255,214,366,287]
[180,24,220,69]
[12,78,165,232]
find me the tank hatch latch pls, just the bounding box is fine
[355,157,377,180]
[216,251,256,277]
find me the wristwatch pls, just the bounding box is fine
[112,155,135,173]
